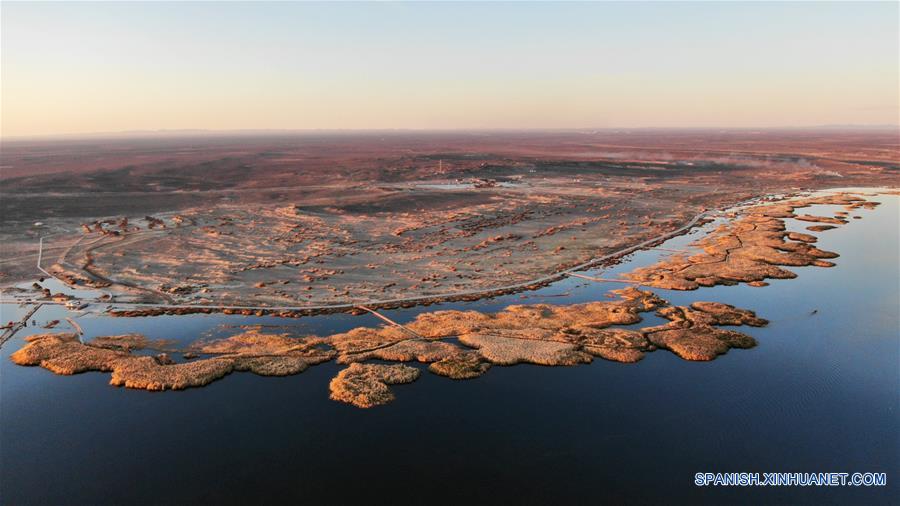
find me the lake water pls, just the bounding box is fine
[1,190,897,505]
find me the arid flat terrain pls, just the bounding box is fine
[1,129,897,307]
[9,190,894,407]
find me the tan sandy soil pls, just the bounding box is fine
[786,232,817,243]
[190,329,329,356]
[428,351,492,379]
[7,191,893,406]
[41,182,703,307]
[10,288,766,403]
[795,214,847,225]
[11,331,335,391]
[339,339,463,364]
[3,131,895,304]
[88,334,177,352]
[109,356,237,391]
[643,325,757,361]
[11,333,126,375]
[328,363,421,408]
[635,303,767,361]
[458,333,592,366]
[622,193,879,290]
[659,302,769,327]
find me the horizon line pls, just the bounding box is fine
[4,124,900,142]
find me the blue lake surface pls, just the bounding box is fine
[1,191,897,505]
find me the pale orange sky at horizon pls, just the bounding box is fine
[2,2,898,138]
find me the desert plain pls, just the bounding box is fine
[1,129,897,407]
[1,129,896,308]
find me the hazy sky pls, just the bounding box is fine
[2,2,898,137]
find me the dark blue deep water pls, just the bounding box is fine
[1,191,897,505]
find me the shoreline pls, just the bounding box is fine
[1,187,893,323]
[3,193,777,318]
[4,188,896,406]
